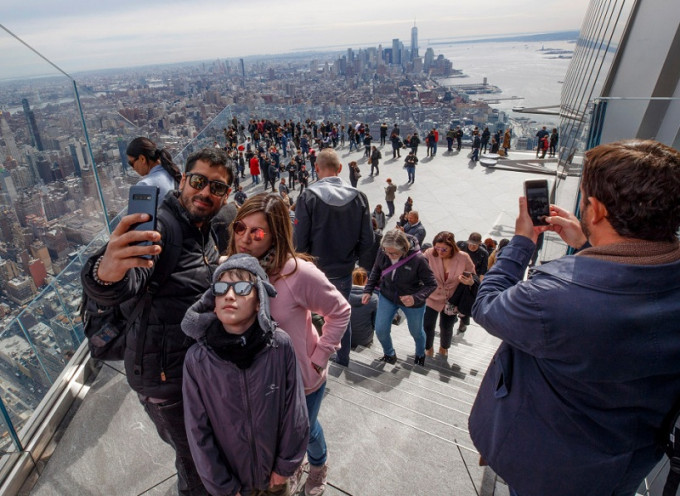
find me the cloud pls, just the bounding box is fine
[1,0,590,74]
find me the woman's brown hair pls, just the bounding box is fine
[226,193,311,279]
[431,231,459,258]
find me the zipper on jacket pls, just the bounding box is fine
[242,370,260,486]
[160,326,167,382]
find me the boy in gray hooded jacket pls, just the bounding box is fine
[182,254,309,496]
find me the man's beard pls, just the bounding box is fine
[183,193,217,225]
[580,216,591,241]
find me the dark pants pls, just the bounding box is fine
[386,200,395,217]
[329,274,352,365]
[141,397,208,496]
[423,305,458,350]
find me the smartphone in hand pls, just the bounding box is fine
[524,180,550,226]
[462,271,472,277]
[127,185,159,258]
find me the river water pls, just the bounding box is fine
[434,39,575,127]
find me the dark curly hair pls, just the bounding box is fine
[581,139,680,242]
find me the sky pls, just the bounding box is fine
[1,0,591,76]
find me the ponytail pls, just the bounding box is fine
[157,149,182,185]
[127,137,181,186]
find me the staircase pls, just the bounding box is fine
[318,320,508,496]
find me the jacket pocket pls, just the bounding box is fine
[493,344,513,398]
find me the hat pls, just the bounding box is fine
[467,232,482,245]
[181,254,278,340]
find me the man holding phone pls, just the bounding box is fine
[81,148,232,496]
[468,140,680,496]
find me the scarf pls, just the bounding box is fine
[577,240,680,265]
[205,319,271,369]
[258,247,276,274]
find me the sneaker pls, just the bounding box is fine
[305,463,328,496]
[378,354,397,364]
[289,455,308,494]
[414,355,426,366]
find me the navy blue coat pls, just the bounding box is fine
[470,235,680,496]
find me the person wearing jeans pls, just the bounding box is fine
[362,229,436,366]
[374,294,427,358]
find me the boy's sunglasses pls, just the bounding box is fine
[233,221,267,241]
[212,281,255,296]
[186,173,229,197]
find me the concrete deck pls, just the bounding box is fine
[25,144,564,495]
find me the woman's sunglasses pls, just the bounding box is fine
[233,221,267,241]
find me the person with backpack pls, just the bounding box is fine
[81,148,233,496]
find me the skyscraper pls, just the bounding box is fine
[0,111,21,160]
[411,22,419,61]
[392,38,402,66]
[22,99,44,152]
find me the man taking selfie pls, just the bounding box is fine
[81,148,232,496]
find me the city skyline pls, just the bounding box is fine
[2,0,590,75]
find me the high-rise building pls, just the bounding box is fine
[116,139,127,176]
[392,39,402,66]
[411,22,419,61]
[22,99,44,152]
[0,111,22,161]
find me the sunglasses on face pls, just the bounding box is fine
[212,280,255,296]
[186,173,229,197]
[435,246,451,252]
[233,221,267,241]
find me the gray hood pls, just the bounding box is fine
[181,253,278,340]
[306,176,358,207]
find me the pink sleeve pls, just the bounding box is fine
[288,261,351,367]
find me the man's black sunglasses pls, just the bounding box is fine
[186,173,229,197]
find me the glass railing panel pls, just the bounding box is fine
[0,26,115,471]
[0,319,43,452]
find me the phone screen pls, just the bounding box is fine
[524,180,550,226]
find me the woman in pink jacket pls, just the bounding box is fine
[226,193,350,495]
[423,231,475,357]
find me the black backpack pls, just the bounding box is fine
[80,208,183,361]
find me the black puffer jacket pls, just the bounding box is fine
[81,192,219,400]
[364,235,437,308]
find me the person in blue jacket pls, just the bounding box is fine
[469,139,680,496]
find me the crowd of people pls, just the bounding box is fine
[82,126,680,496]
